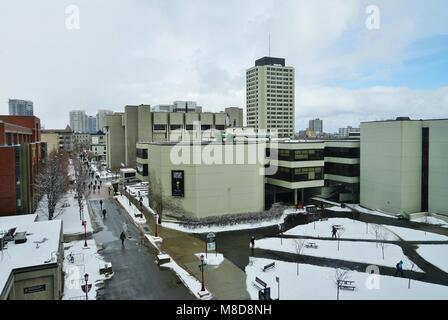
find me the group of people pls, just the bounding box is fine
[88,179,102,193]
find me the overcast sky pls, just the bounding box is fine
[1,0,447,132]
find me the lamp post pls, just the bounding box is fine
[200,254,205,292]
[82,220,87,247]
[155,213,158,237]
[84,273,89,300]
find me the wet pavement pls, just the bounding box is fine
[87,194,194,300]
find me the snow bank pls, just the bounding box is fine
[194,253,224,266]
[115,195,147,225]
[417,245,448,273]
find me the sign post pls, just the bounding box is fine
[206,232,216,259]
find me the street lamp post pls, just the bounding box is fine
[82,220,87,247]
[155,214,158,237]
[200,254,205,292]
[84,273,89,300]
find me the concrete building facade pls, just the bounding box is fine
[246,56,295,138]
[360,118,448,216]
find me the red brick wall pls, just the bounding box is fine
[0,116,41,142]
[0,147,17,216]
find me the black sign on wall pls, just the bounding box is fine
[171,170,185,197]
[24,284,46,294]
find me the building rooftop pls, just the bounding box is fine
[361,117,448,124]
[255,56,286,67]
[0,214,62,296]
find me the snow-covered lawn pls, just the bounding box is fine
[411,216,448,228]
[256,238,406,267]
[162,208,306,234]
[195,253,224,266]
[347,204,399,219]
[63,239,113,300]
[36,191,92,236]
[417,245,448,273]
[384,225,448,241]
[245,257,448,300]
[285,218,395,241]
[327,206,353,213]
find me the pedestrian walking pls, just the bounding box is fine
[332,225,337,239]
[93,185,96,193]
[100,199,103,210]
[120,231,126,246]
[250,236,255,248]
[100,180,102,187]
[102,209,107,219]
[395,260,404,277]
[108,187,111,196]
[88,184,91,191]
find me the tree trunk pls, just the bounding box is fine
[382,246,385,260]
[296,263,299,276]
[337,238,340,251]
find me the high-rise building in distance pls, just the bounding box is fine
[246,56,295,138]
[9,99,34,116]
[96,109,113,132]
[69,110,87,133]
[309,118,323,133]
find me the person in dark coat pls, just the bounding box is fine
[250,236,255,248]
[332,226,337,239]
[395,260,404,277]
[102,209,107,219]
[93,185,96,193]
[120,231,126,246]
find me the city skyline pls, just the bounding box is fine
[1,0,447,132]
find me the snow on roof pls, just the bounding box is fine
[120,168,136,173]
[0,217,62,295]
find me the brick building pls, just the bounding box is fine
[0,116,45,216]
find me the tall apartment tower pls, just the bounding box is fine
[96,109,114,132]
[309,118,323,133]
[69,110,87,133]
[9,99,34,116]
[246,56,295,138]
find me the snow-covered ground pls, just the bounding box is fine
[245,257,448,300]
[384,225,448,241]
[195,253,224,266]
[115,194,147,225]
[327,206,353,213]
[256,238,406,267]
[162,208,306,234]
[417,245,448,273]
[36,191,92,236]
[347,204,399,219]
[285,217,447,242]
[285,218,396,240]
[411,216,448,228]
[63,239,113,300]
[160,261,212,300]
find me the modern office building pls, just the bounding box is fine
[87,116,97,134]
[41,125,74,153]
[8,99,34,116]
[69,110,87,133]
[105,105,231,170]
[0,214,63,300]
[339,126,360,138]
[360,118,448,216]
[135,141,265,219]
[96,110,113,132]
[309,118,323,134]
[246,56,295,138]
[0,116,44,216]
[225,107,244,128]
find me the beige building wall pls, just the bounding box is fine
[41,133,59,154]
[225,107,243,127]
[105,113,125,169]
[124,106,139,168]
[146,142,265,219]
[360,119,448,216]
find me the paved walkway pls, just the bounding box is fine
[86,188,193,300]
[123,191,250,300]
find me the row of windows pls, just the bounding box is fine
[271,166,324,182]
[324,147,360,159]
[325,162,360,177]
[268,149,324,161]
[136,148,148,159]
[152,124,225,131]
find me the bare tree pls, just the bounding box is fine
[294,239,306,276]
[34,151,69,220]
[334,268,352,300]
[378,228,389,260]
[147,170,185,223]
[71,148,90,221]
[336,227,345,251]
[371,224,381,248]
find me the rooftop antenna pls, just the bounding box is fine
[269,33,271,57]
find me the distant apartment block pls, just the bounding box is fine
[309,118,323,133]
[41,125,74,153]
[8,99,34,116]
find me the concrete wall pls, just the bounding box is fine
[147,143,265,219]
[124,106,139,168]
[105,113,125,170]
[41,133,59,154]
[360,120,448,216]
[426,120,448,215]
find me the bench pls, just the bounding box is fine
[262,262,275,272]
[305,242,318,249]
[253,277,267,290]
